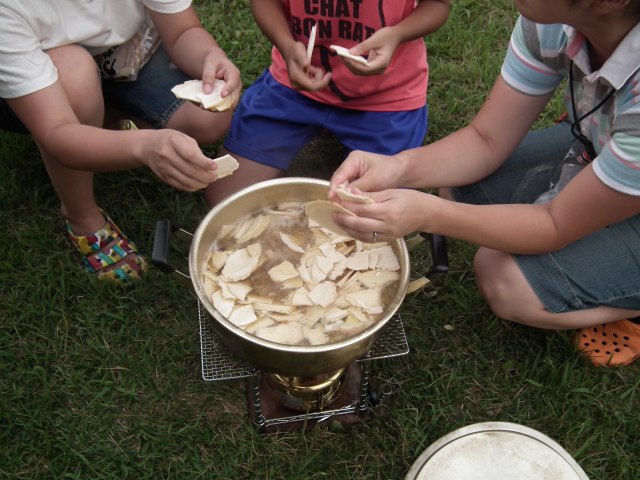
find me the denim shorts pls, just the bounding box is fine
[101,45,189,128]
[223,70,428,170]
[452,121,640,313]
[0,45,188,133]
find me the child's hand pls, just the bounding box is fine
[283,41,331,91]
[201,49,242,109]
[345,27,400,76]
[142,130,218,191]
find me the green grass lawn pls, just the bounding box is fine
[1,1,638,478]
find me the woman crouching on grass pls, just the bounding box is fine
[327,0,640,367]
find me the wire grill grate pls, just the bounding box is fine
[198,301,409,382]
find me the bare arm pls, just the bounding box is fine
[5,7,245,191]
[149,6,241,97]
[331,77,640,253]
[250,0,331,91]
[397,77,552,188]
[335,156,640,254]
[357,0,451,48]
[330,77,551,193]
[250,0,296,60]
[346,0,451,75]
[8,75,216,191]
[396,0,451,41]
[405,168,640,253]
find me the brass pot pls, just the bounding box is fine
[189,177,410,377]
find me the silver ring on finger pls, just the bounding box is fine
[372,231,378,242]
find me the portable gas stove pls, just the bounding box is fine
[153,201,449,433]
[198,300,410,432]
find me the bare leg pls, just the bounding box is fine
[167,104,270,207]
[25,45,150,283]
[164,101,232,145]
[41,45,105,235]
[474,247,640,329]
[203,148,283,207]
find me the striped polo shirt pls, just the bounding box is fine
[501,16,640,197]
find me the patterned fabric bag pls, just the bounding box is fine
[95,13,160,81]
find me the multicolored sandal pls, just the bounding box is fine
[574,319,640,367]
[65,211,148,284]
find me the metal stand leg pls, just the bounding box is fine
[357,360,371,415]
[247,375,267,429]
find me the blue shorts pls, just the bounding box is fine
[452,121,640,313]
[0,45,188,133]
[223,70,428,170]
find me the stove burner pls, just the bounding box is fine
[247,362,368,432]
[264,367,349,411]
[197,301,410,432]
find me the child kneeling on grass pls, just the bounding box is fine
[0,0,241,284]
[327,0,640,367]
[204,0,451,207]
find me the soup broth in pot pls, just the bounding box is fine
[201,201,401,346]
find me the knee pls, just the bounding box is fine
[473,248,522,321]
[166,104,232,145]
[196,110,232,144]
[47,45,104,126]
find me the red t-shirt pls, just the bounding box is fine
[268,0,428,112]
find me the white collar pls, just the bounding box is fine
[562,22,640,89]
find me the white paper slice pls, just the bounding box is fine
[306,23,317,61]
[213,154,239,179]
[336,185,374,204]
[305,200,355,238]
[329,45,370,66]
[171,79,236,111]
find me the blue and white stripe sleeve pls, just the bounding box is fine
[500,17,563,96]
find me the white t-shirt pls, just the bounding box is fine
[0,0,191,98]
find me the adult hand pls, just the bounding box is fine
[328,150,404,201]
[332,188,434,242]
[283,41,331,91]
[201,49,242,108]
[142,129,218,191]
[343,27,400,76]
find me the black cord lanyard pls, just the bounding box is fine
[569,60,615,160]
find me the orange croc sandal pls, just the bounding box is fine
[66,211,148,284]
[574,319,640,367]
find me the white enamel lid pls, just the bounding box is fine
[405,422,589,480]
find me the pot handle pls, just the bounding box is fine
[422,233,449,281]
[151,218,191,279]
